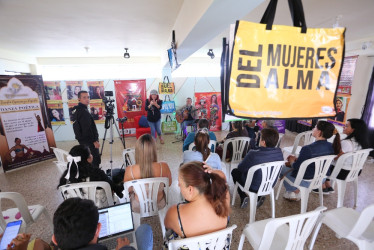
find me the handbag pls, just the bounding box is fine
[226,0,345,119]
[159,76,175,94]
[160,95,176,114]
[161,115,178,133]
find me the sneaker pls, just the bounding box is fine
[256,196,266,208]
[323,188,330,195]
[327,187,335,193]
[283,191,300,201]
[240,197,249,209]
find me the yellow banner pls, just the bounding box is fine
[229,21,345,119]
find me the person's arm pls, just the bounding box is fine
[116,237,134,250]
[145,99,150,111]
[21,144,29,150]
[237,152,252,173]
[155,100,162,110]
[8,146,15,154]
[164,205,179,232]
[291,146,310,173]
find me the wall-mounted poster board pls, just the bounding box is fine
[0,75,56,172]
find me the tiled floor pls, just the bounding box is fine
[1,130,373,249]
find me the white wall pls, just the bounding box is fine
[0,58,31,74]
[51,77,222,141]
[346,56,374,119]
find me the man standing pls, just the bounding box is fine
[72,91,101,167]
[52,198,153,250]
[231,128,284,209]
[178,97,197,139]
[183,118,216,151]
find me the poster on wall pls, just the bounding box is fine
[47,102,65,125]
[87,81,105,100]
[66,81,83,101]
[44,81,62,100]
[90,102,105,124]
[337,56,358,95]
[0,75,56,172]
[114,80,146,136]
[328,95,350,126]
[194,92,222,131]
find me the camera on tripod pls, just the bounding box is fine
[103,91,115,116]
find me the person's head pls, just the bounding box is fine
[259,128,279,148]
[232,120,243,133]
[52,109,60,119]
[336,98,343,110]
[95,86,101,94]
[74,86,81,95]
[178,161,229,218]
[135,134,157,178]
[262,120,275,129]
[149,89,159,101]
[78,91,90,106]
[211,94,217,104]
[52,198,100,249]
[313,121,335,140]
[197,118,209,129]
[14,138,21,144]
[186,97,192,107]
[344,119,369,148]
[194,128,211,161]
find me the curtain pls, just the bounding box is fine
[361,66,374,156]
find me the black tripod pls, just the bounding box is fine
[100,113,126,177]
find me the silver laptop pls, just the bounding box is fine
[98,202,135,249]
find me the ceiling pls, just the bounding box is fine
[0,0,374,64]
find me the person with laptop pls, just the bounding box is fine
[52,198,153,250]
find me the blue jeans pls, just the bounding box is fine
[280,167,310,192]
[147,120,162,139]
[181,120,195,137]
[135,224,153,250]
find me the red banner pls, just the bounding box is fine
[194,92,222,131]
[114,80,146,136]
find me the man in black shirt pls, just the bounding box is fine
[72,91,101,167]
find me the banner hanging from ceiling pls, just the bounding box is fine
[223,0,345,120]
[0,75,56,172]
[114,80,146,136]
[194,92,222,131]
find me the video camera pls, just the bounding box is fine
[103,91,115,116]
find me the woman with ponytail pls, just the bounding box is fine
[163,161,230,246]
[182,128,221,170]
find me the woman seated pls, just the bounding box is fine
[58,145,124,199]
[164,161,230,245]
[217,120,249,160]
[123,134,172,212]
[182,128,222,170]
[322,118,369,192]
[281,121,340,201]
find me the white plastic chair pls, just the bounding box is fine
[309,204,374,250]
[329,148,373,208]
[232,161,284,223]
[188,140,217,153]
[275,133,284,148]
[222,137,251,179]
[276,155,335,213]
[51,147,69,174]
[167,224,237,250]
[59,181,115,208]
[124,177,169,227]
[122,148,136,167]
[238,207,326,250]
[282,131,315,158]
[0,192,52,233]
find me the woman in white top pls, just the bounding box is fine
[323,119,369,191]
[124,134,172,212]
[183,128,222,170]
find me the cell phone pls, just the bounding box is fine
[0,220,22,250]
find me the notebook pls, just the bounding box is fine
[98,202,135,249]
